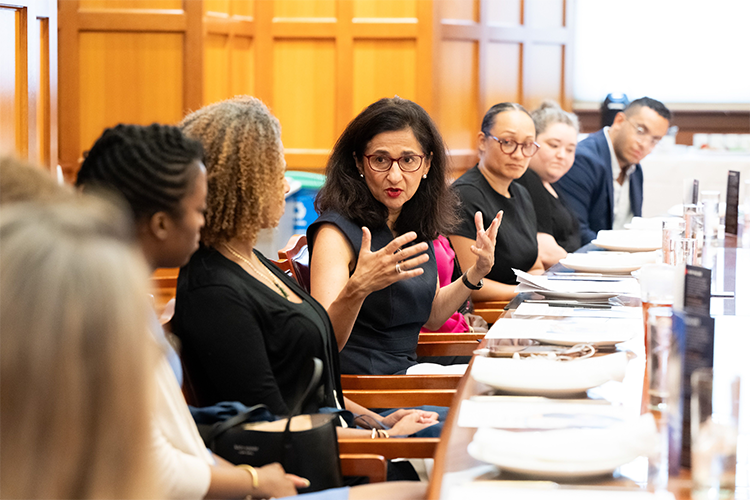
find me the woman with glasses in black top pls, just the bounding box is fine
[308,97,501,376]
[450,103,544,303]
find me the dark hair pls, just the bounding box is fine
[624,97,671,122]
[315,97,458,241]
[481,102,532,136]
[76,123,204,221]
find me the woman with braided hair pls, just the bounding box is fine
[77,123,306,500]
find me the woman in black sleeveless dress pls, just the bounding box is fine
[309,97,501,375]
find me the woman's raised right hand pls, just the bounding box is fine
[350,227,430,295]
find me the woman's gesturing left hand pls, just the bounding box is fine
[470,210,502,277]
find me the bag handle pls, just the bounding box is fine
[289,357,323,418]
[204,358,323,446]
[204,403,270,446]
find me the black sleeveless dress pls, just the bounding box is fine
[308,211,438,375]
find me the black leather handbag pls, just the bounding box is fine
[202,358,343,493]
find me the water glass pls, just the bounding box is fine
[672,237,697,266]
[691,368,740,500]
[662,219,686,265]
[702,191,721,240]
[684,203,704,262]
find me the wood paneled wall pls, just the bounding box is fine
[58,0,574,179]
[0,0,57,171]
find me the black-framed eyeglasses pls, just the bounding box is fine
[624,117,662,147]
[487,135,540,157]
[363,153,425,173]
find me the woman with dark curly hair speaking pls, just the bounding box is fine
[308,97,502,376]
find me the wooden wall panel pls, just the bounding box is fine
[525,0,564,26]
[440,0,477,21]
[78,32,184,154]
[231,0,254,17]
[79,0,183,9]
[204,0,231,14]
[274,0,336,18]
[437,41,478,152]
[37,17,50,165]
[525,43,563,110]
[485,0,520,24]
[273,40,336,150]
[204,34,231,105]
[483,42,521,106]
[352,0,417,18]
[0,7,20,157]
[1,0,55,170]
[230,36,254,97]
[437,0,574,177]
[352,40,416,114]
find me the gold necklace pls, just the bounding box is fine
[223,243,290,299]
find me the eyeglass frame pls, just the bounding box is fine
[485,134,540,158]
[361,153,426,173]
[623,116,663,147]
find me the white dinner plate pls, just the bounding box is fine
[470,351,629,396]
[466,414,657,479]
[590,239,661,252]
[559,259,642,274]
[467,442,631,478]
[533,332,634,347]
[533,290,620,300]
[591,230,661,252]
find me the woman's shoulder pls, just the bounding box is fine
[308,211,362,250]
[451,164,482,188]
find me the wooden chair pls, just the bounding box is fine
[340,454,387,483]
[472,300,510,324]
[151,267,179,317]
[277,234,310,292]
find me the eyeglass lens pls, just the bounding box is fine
[492,136,539,157]
[366,154,423,172]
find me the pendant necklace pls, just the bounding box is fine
[223,243,290,299]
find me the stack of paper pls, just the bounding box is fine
[513,269,640,299]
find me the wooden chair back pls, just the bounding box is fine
[277,234,310,291]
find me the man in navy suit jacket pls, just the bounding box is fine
[555,97,671,246]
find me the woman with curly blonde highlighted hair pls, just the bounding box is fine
[175,96,441,443]
[179,96,287,248]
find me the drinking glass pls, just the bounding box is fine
[702,191,721,241]
[684,203,704,263]
[672,237,697,266]
[691,368,740,500]
[662,219,686,265]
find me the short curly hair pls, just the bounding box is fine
[179,96,285,248]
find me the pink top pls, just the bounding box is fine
[420,235,469,333]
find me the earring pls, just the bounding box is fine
[360,173,364,178]
[422,174,427,179]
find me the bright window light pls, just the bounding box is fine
[574,0,750,104]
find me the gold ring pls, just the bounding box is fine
[395,263,403,274]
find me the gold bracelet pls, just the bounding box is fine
[381,430,390,439]
[236,464,259,489]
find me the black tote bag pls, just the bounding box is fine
[202,358,343,493]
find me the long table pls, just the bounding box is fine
[427,235,750,499]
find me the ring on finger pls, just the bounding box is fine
[394,247,402,256]
[395,263,403,274]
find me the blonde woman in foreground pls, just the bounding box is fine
[0,196,159,499]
